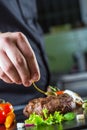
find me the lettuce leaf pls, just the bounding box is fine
[25,109,75,126]
[63,112,76,121]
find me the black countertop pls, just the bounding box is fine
[1,98,87,130]
[0,112,87,130]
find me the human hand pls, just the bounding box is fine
[0,32,40,86]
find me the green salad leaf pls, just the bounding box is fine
[25,109,76,126]
[25,113,44,125]
[42,108,48,119]
[44,114,54,125]
[63,112,76,121]
[53,111,64,123]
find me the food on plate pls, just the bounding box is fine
[82,100,87,109]
[24,92,76,126]
[82,100,87,115]
[64,90,83,106]
[23,84,84,126]
[23,93,75,118]
[76,114,85,121]
[4,111,15,128]
[25,110,75,126]
[17,123,25,129]
[0,101,15,128]
[23,85,83,118]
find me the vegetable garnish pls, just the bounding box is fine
[48,86,64,95]
[56,91,64,95]
[32,82,48,96]
[83,100,87,103]
[25,109,76,126]
[42,108,48,119]
[32,82,56,96]
[0,101,15,128]
[49,86,63,95]
[82,100,87,116]
[33,83,62,96]
[49,86,59,92]
[63,112,76,121]
[4,111,15,129]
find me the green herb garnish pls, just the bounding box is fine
[63,112,76,121]
[25,109,76,126]
[49,85,60,92]
[42,108,48,119]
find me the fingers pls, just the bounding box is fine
[0,32,40,87]
[0,50,21,84]
[12,32,40,82]
[4,42,32,86]
[0,67,13,84]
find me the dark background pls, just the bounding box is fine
[37,0,82,33]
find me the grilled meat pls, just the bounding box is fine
[23,93,75,117]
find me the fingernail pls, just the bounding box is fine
[32,77,38,81]
[16,80,22,84]
[24,80,32,87]
[32,74,39,81]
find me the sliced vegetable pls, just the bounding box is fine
[48,86,64,95]
[4,111,15,128]
[24,123,34,127]
[56,91,64,95]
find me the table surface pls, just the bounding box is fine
[0,110,87,130]
[26,117,87,130]
[0,98,87,130]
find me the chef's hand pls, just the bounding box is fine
[0,32,40,86]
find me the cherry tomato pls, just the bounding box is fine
[0,110,6,124]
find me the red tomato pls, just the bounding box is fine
[0,110,6,124]
[0,102,13,115]
[4,102,13,115]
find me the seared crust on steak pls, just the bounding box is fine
[23,93,74,117]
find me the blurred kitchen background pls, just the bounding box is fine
[36,0,87,97]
